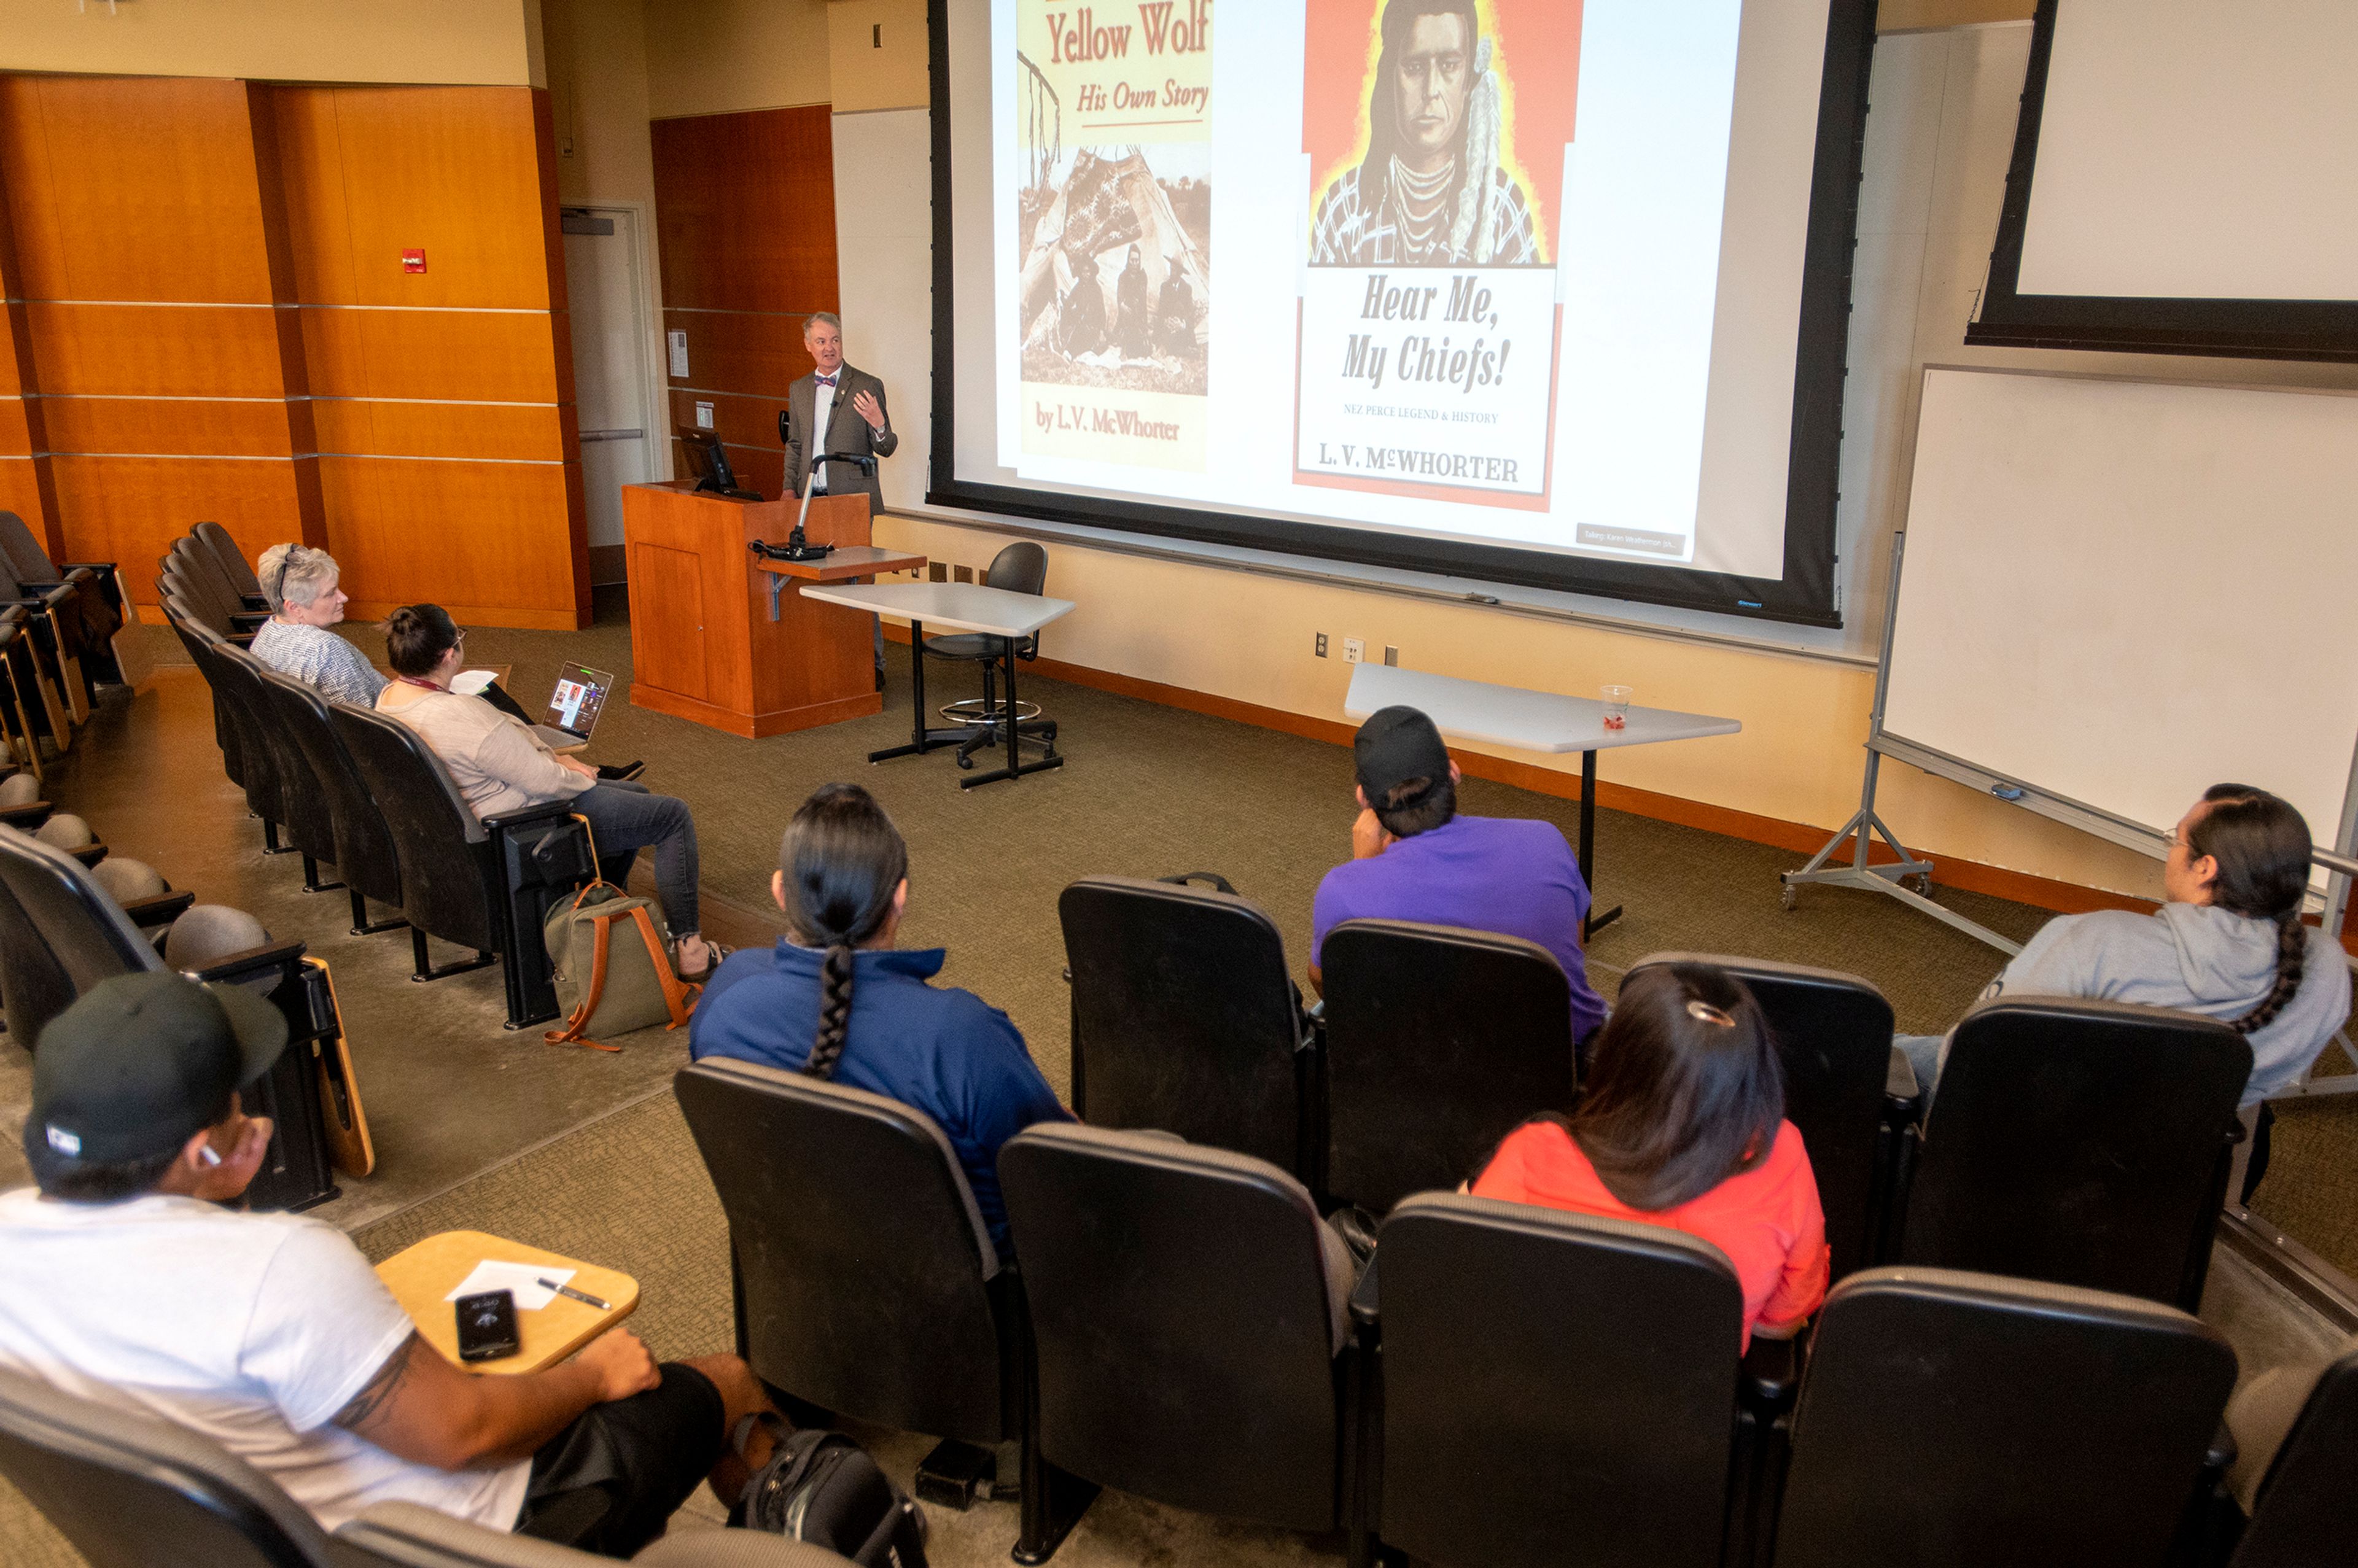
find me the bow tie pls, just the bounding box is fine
[815,374,838,387]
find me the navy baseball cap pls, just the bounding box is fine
[28,973,287,1167]
[1354,705,1452,801]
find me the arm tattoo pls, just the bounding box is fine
[333,1334,419,1434]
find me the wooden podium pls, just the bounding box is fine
[620,482,924,738]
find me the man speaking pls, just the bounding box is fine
[782,311,897,684]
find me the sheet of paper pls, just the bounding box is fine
[443,1260,574,1311]
[450,669,497,696]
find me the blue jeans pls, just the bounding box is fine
[570,781,699,936]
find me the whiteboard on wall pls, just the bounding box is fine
[1881,367,2358,856]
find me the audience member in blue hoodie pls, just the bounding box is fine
[1897,785,2350,1195]
[689,783,1070,1247]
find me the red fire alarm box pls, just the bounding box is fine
[401,249,427,274]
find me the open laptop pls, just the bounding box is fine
[529,663,613,750]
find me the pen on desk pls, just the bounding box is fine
[539,1278,611,1310]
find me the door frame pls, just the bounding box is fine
[564,200,671,487]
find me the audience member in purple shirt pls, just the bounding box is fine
[1309,705,1608,1042]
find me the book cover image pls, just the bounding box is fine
[1296,0,1579,509]
[1014,2,1214,472]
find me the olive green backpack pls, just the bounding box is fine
[542,880,698,1050]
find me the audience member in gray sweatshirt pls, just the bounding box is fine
[1897,784,2351,1119]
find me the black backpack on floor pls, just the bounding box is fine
[731,1421,930,1567]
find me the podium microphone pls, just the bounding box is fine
[755,451,877,564]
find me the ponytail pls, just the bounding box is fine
[807,944,857,1079]
[2189,784,2314,1036]
[776,783,909,1078]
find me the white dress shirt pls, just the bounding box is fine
[809,372,839,494]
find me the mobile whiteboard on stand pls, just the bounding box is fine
[1784,367,2358,1090]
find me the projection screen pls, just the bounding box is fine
[928,0,1878,624]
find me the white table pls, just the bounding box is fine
[801,581,1076,788]
[1344,664,1741,936]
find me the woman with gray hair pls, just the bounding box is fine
[248,543,386,709]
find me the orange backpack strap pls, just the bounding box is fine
[544,907,625,1052]
[624,903,702,1028]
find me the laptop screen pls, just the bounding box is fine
[545,664,612,738]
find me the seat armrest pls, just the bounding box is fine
[1885,1046,1919,1101]
[481,801,588,832]
[227,631,257,648]
[37,584,78,612]
[1739,1328,1802,1417]
[0,802,52,828]
[69,844,109,867]
[179,938,307,984]
[124,890,198,928]
[2205,1420,2237,1475]
[228,610,270,632]
[238,592,270,612]
[1348,1251,1381,1332]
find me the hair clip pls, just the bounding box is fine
[1686,999,1735,1028]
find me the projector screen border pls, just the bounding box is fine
[924,0,1881,631]
[1969,0,2358,363]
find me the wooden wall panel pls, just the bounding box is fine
[324,455,582,628]
[0,456,44,525]
[325,87,556,311]
[1,74,585,624]
[651,108,841,314]
[38,398,294,459]
[21,304,291,399]
[11,77,276,304]
[48,456,303,600]
[652,106,843,511]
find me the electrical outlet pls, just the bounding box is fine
[1344,637,1364,664]
[1383,645,1399,666]
[1315,632,1328,658]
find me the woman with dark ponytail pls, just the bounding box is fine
[688,784,1069,1245]
[1896,785,2350,1189]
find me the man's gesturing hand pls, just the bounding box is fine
[851,389,885,430]
[575,1329,661,1404]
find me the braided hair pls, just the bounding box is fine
[2189,784,2314,1036]
[777,784,908,1079]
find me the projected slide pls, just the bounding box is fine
[952,1,1861,616]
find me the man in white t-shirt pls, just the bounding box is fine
[0,974,780,1557]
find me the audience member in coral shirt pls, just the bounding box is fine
[1470,962,1829,1348]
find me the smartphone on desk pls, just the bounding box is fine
[455,1289,521,1364]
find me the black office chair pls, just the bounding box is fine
[220,645,344,892]
[0,1364,341,1568]
[0,546,95,724]
[998,1124,1358,1560]
[1770,1265,2238,1568]
[193,520,270,609]
[252,666,407,933]
[1321,918,1574,1214]
[674,1060,1021,1497]
[329,703,591,1026]
[922,541,1057,769]
[1626,952,1915,1278]
[0,591,80,749]
[1360,1193,1746,1568]
[2218,1337,2358,1567]
[163,600,247,787]
[1896,996,2251,1309]
[1059,874,1316,1180]
[0,825,339,1209]
[0,610,47,780]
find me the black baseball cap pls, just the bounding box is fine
[1354,705,1452,801]
[28,973,287,1168]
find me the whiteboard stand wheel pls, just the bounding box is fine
[1908,872,1933,896]
[1780,883,1798,912]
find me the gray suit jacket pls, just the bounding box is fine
[781,363,898,513]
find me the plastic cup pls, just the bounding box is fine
[1600,684,1633,730]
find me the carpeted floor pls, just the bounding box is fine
[7,589,2357,1567]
